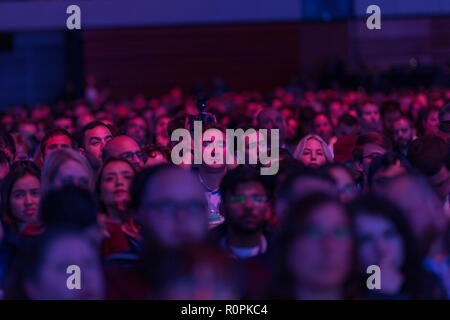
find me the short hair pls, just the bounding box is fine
[356,101,378,118]
[40,185,98,229]
[407,135,449,176]
[40,128,73,155]
[293,134,334,163]
[41,148,94,197]
[380,100,401,117]
[337,114,358,128]
[367,152,412,189]
[219,165,274,201]
[79,121,113,149]
[394,115,414,128]
[352,132,392,163]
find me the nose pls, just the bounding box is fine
[115,175,124,186]
[24,193,33,205]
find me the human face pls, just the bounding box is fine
[439,112,450,144]
[329,167,357,203]
[137,169,208,248]
[54,118,74,135]
[288,203,353,292]
[44,135,72,158]
[361,144,386,175]
[354,213,404,270]
[10,174,40,225]
[371,160,407,193]
[360,104,381,133]
[156,117,171,139]
[393,118,413,149]
[383,111,401,133]
[106,136,144,171]
[126,118,147,145]
[258,109,286,142]
[429,165,450,202]
[18,123,37,137]
[26,235,104,300]
[337,123,359,138]
[52,160,90,191]
[424,111,439,135]
[286,118,299,140]
[300,138,327,168]
[82,126,112,170]
[100,161,135,209]
[314,115,333,143]
[201,130,227,170]
[224,181,270,234]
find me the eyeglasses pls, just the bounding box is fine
[119,151,144,162]
[229,194,268,205]
[142,200,207,216]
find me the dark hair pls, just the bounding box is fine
[269,193,358,299]
[3,227,92,299]
[143,144,170,161]
[39,185,98,229]
[416,106,440,137]
[407,135,449,176]
[1,164,41,228]
[96,157,137,214]
[0,131,16,164]
[439,103,450,122]
[348,194,445,299]
[380,100,401,118]
[219,165,274,201]
[367,152,412,189]
[79,121,113,149]
[338,114,358,128]
[352,132,392,163]
[39,128,73,155]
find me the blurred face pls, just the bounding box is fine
[10,174,40,225]
[156,117,171,139]
[329,167,357,203]
[137,169,208,248]
[54,118,74,135]
[1,115,14,132]
[329,102,344,127]
[258,109,286,142]
[100,161,135,209]
[383,111,401,132]
[44,134,72,158]
[286,118,299,140]
[52,160,90,191]
[429,165,450,202]
[337,123,359,138]
[439,112,450,143]
[355,213,404,270]
[126,117,147,144]
[223,181,270,234]
[82,125,113,170]
[18,123,37,137]
[144,151,168,168]
[314,115,333,143]
[371,160,407,193]
[361,144,386,175]
[26,235,104,300]
[201,130,227,170]
[360,104,381,133]
[106,136,144,171]
[424,111,439,134]
[288,203,353,292]
[36,123,46,141]
[0,162,10,186]
[393,118,413,148]
[300,138,327,168]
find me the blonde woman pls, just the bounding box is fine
[293,134,333,168]
[41,148,95,197]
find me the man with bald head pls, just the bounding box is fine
[131,164,209,248]
[103,135,144,171]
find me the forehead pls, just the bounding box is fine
[103,160,134,174]
[232,181,266,195]
[314,114,329,122]
[362,104,378,112]
[55,118,72,124]
[85,125,111,138]
[307,203,348,227]
[145,169,206,201]
[13,174,39,189]
[394,118,411,128]
[304,138,322,149]
[130,118,146,125]
[46,134,71,145]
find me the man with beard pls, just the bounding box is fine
[358,102,383,134]
[209,165,274,260]
[392,116,416,156]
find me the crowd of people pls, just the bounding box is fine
[0,79,449,300]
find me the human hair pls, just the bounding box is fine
[407,135,449,177]
[380,100,401,118]
[39,185,98,229]
[219,165,274,201]
[438,103,450,122]
[40,148,94,197]
[79,120,113,149]
[293,134,334,163]
[337,114,358,128]
[0,164,41,229]
[416,106,440,136]
[0,131,16,164]
[95,157,137,214]
[39,128,73,155]
[347,194,444,299]
[352,132,392,163]
[367,152,412,189]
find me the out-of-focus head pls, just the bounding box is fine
[143,144,170,168]
[323,163,358,203]
[358,102,382,134]
[420,106,440,136]
[40,129,73,160]
[41,148,94,197]
[54,117,74,135]
[126,116,148,145]
[131,164,208,248]
[6,227,104,300]
[380,100,401,133]
[0,131,16,165]
[293,134,333,168]
[352,132,392,178]
[103,135,144,172]
[313,113,334,143]
[367,152,412,193]
[393,116,415,150]
[407,136,450,201]
[438,103,450,144]
[256,108,286,143]
[336,114,359,138]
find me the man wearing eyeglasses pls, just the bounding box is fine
[209,165,274,261]
[103,135,145,171]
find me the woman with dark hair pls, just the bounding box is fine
[269,193,359,299]
[96,157,141,257]
[417,106,440,137]
[4,227,105,300]
[348,194,447,299]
